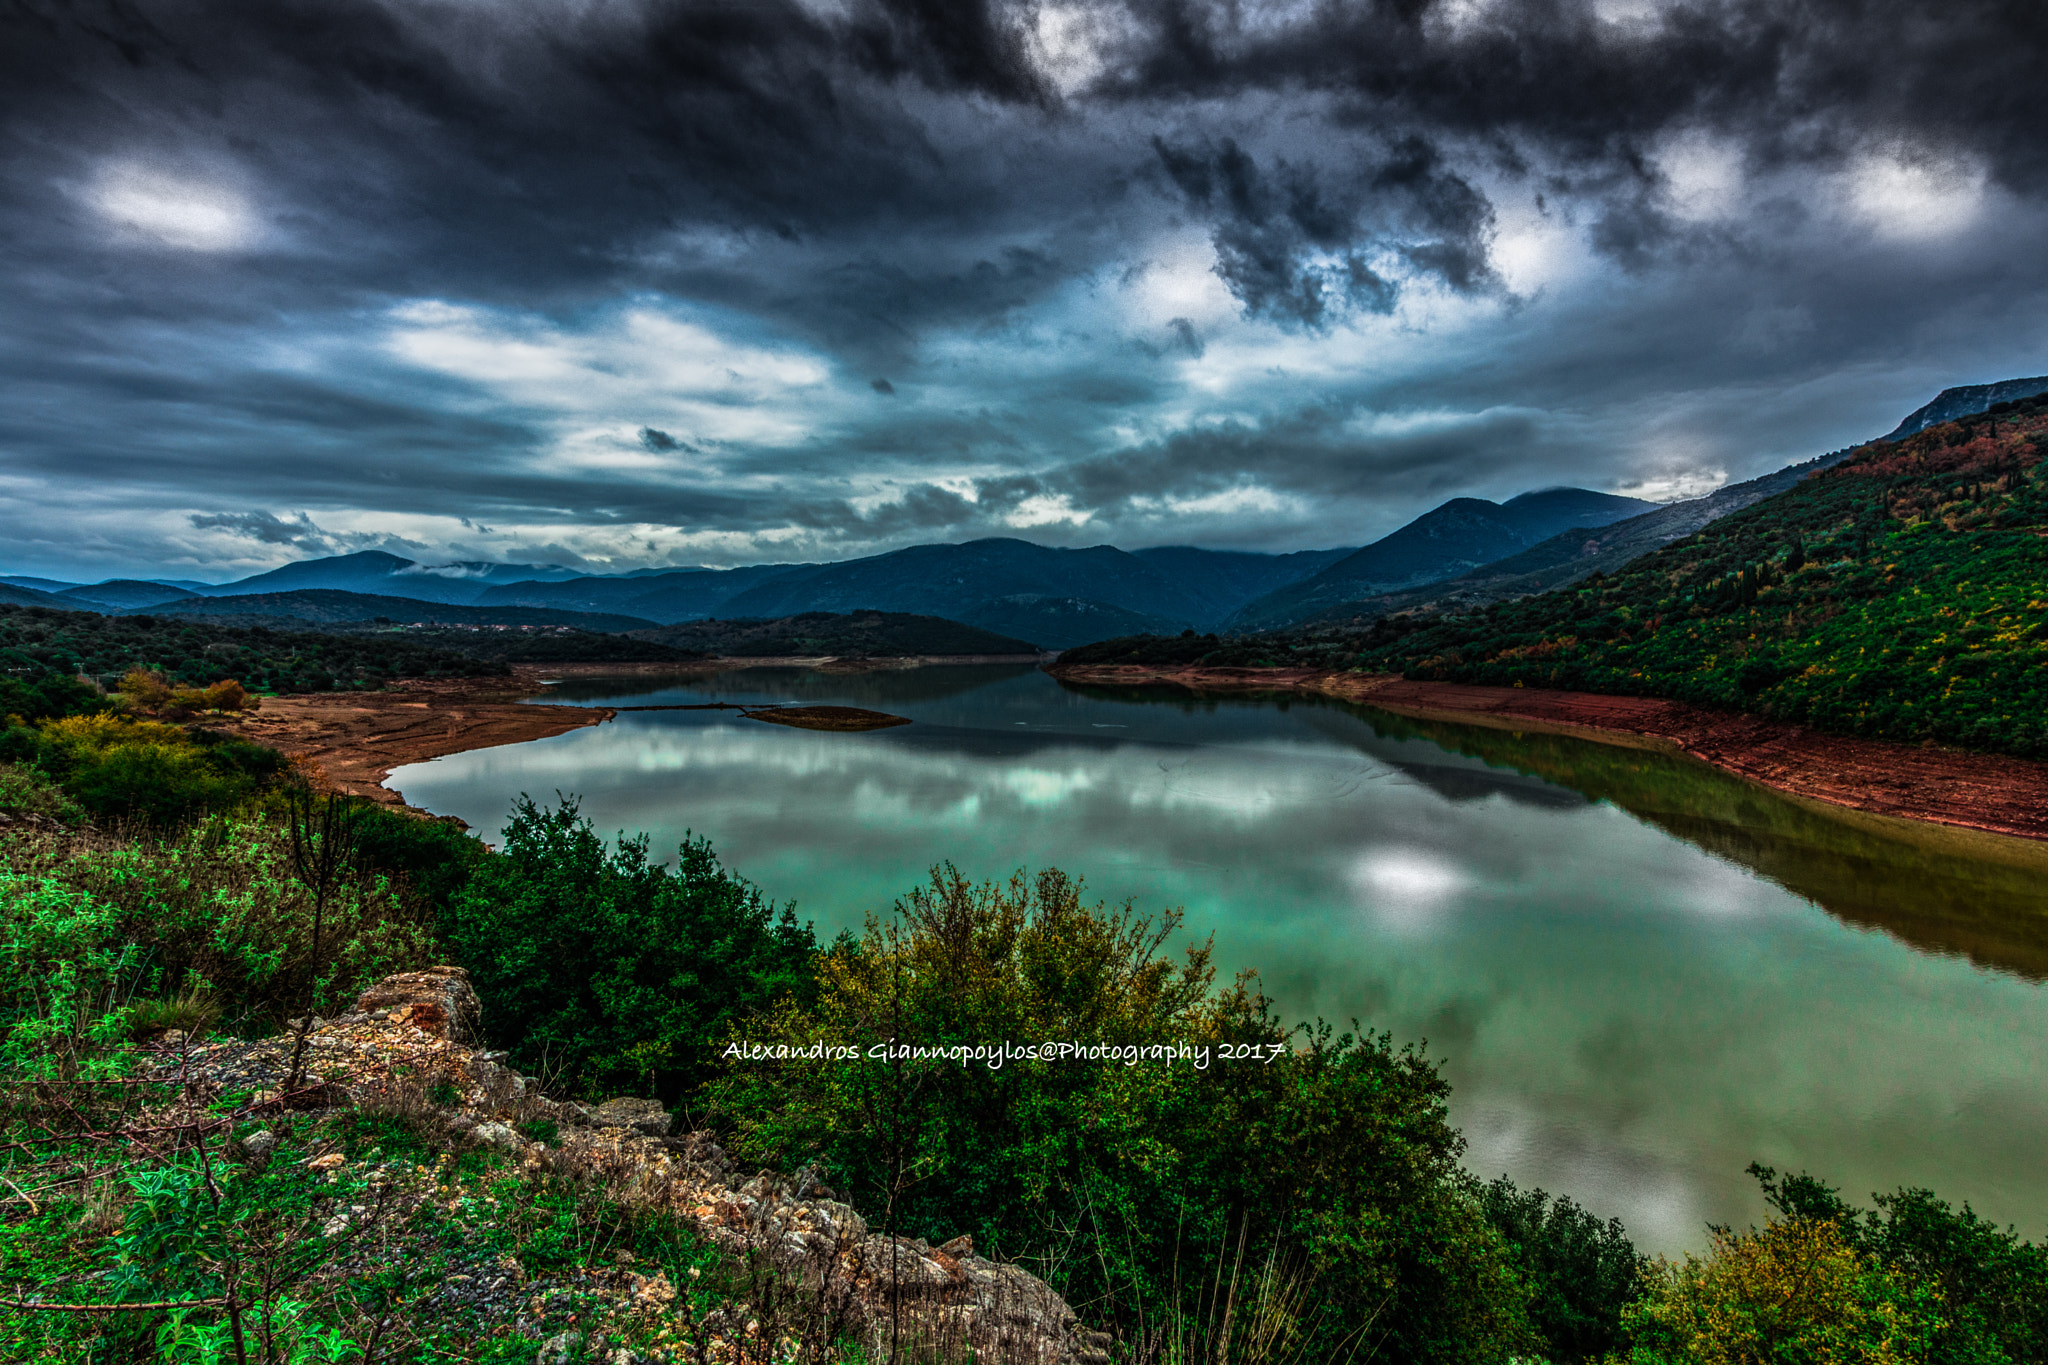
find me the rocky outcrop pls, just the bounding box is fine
[156,968,1110,1365]
[348,964,481,1044]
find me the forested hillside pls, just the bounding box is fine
[1343,398,2048,757]
[0,605,504,693]
[1067,398,2048,761]
[631,609,1037,657]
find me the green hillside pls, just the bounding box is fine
[1067,398,2048,761]
[0,604,506,694]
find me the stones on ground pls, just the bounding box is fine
[235,1128,278,1168]
[471,1121,522,1152]
[143,967,1107,1365]
[536,1329,582,1364]
[589,1096,671,1137]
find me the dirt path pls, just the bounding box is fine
[1046,664,2048,844]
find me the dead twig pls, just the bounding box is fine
[2,1295,228,1313]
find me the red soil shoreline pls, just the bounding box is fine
[212,657,1036,818]
[212,670,614,819]
[1045,664,2048,845]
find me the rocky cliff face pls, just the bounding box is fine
[156,966,1109,1365]
[1883,376,2048,440]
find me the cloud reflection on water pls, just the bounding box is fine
[391,667,2048,1255]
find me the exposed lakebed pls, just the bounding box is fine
[387,663,2048,1255]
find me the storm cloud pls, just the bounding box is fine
[3,0,2046,577]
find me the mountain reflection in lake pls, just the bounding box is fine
[389,665,2048,1255]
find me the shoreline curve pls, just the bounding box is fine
[1044,663,2048,848]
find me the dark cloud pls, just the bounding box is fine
[187,510,339,551]
[1,0,2047,577]
[1104,1,2048,191]
[1152,132,1487,325]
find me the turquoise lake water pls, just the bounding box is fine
[387,664,2048,1254]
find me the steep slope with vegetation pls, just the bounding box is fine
[1068,399,2048,763]
[1343,398,2048,758]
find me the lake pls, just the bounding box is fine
[387,664,2048,1255]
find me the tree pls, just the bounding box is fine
[442,794,816,1101]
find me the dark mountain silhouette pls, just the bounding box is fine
[486,545,1356,630]
[1129,545,1354,607]
[955,595,1192,649]
[708,538,1250,627]
[631,611,1037,657]
[201,550,583,604]
[475,563,815,623]
[1227,488,1654,630]
[55,580,198,612]
[125,589,656,633]
[0,583,65,609]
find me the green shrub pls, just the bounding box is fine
[27,714,282,827]
[347,801,488,918]
[0,873,146,1081]
[65,739,256,827]
[1747,1164,2048,1363]
[1477,1176,1645,1362]
[0,670,107,722]
[442,795,817,1101]
[706,865,1534,1364]
[34,812,439,1029]
[0,761,84,825]
[1617,1215,1938,1365]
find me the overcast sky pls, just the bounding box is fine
[4,0,2046,581]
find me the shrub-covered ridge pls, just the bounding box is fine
[0,604,506,695]
[1064,397,2048,761]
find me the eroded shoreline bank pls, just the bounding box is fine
[1046,663,2048,847]
[214,669,612,817]
[219,656,2048,849]
[215,656,1039,818]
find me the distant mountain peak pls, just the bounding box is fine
[1224,486,1653,630]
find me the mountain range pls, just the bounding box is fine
[1222,488,1654,630]
[7,376,2041,648]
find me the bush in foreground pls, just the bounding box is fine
[707,865,1550,1364]
[442,795,818,1103]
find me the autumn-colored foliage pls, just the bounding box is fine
[116,667,260,714]
[1614,1217,1931,1364]
[115,664,172,710]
